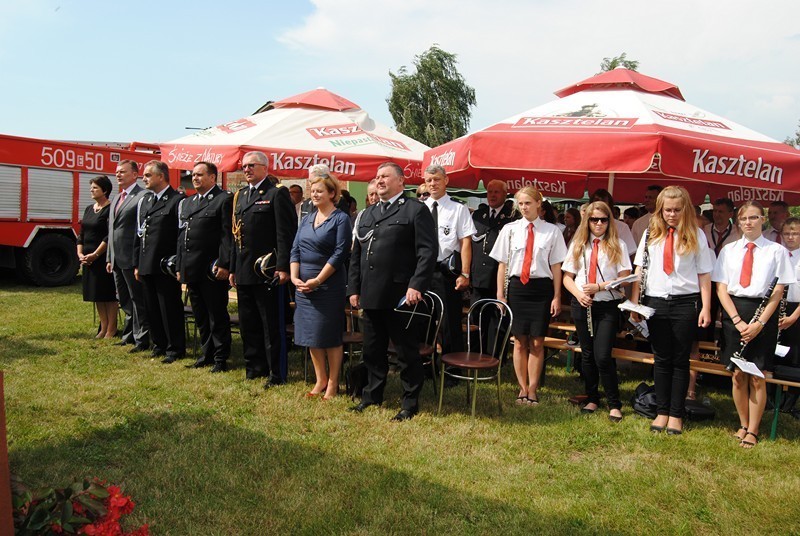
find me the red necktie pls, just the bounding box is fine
[114,190,127,215]
[588,238,599,284]
[740,242,756,287]
[776,231,782,245]
[520,223,534,284]
[663,227,675,275]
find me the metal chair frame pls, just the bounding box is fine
[437,298,513,418]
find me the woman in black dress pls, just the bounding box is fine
[77,175,118,338]
[290,165,352,400]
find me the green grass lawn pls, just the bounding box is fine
[3,278,800,535]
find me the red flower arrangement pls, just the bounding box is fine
[12,476,149,535]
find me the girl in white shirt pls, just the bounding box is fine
[563,201,631,422]
[490,187,567,405]
[712,202,795,448]
[631,186,713,435]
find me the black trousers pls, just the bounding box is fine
[187,278,231,363]
[140,273,185,357]
[237,284,281,381]
[113,266,149,347]
[431,271,465,354]
[572,299,622,409]
[361,308,424,411]
[644,294,699,418]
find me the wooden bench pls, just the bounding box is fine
[547,322,721,371]
[541,335,800,440]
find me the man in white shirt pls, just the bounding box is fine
[424,165,476,355]
[704,197,740,255]
[631,185,662,245]
[765,201,790,244]
[590,189,637,255]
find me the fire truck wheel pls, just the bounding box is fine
[20,234,79,287]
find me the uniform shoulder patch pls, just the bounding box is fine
[451,197,465,204]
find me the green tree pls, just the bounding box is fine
[388,45,476,147]
[599,52,640,73]
[784,120,800,149]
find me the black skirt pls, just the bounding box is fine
[507,276,553,338]
[721,295,779,371]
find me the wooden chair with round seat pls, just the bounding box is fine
[437,298,513,418]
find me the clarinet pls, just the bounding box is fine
[583,247,594,338]
[638,229,650,306]
[503,228,513,300]
[726,276,779,372]
[778,287,788,345]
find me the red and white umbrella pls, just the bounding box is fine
[158,88,429,183]
[424,69,800,203]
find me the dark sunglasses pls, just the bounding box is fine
[588,217,609,224]
[417,192,430,198]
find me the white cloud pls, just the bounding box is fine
[277,0,800,140]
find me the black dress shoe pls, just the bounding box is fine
[210,363,228,373]
[349,401,377,413]
[151,350,166,358]
[113,340,130,347]
[128,345,149,354]
[161,355,177,364]
[391,409,417,422]
[245,371,267,380]
[190,359,213,368]
[263,379,286,390]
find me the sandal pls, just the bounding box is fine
[526,396,539,406]
[740,431,759,448]
[515,395,528,405]
[734,426,748,440]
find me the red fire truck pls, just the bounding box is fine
[0,134,179,286]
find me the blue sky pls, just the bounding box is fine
[1,0,798,145]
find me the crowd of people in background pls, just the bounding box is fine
[76,158,800,443]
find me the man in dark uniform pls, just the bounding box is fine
[176,161,233,372]
[470,179,518,352]
[107,159,149,352]
[348,162,437,421]
[229,151,297,387]
[471,179,518,302]
[133,160,186,363]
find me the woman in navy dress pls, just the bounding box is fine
[77,175,118,338]
[290,165,352,400]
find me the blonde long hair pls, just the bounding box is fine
[570,201,623,267]
[647,185,699,255]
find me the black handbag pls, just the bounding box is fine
[345,360,368,400]
[631,382,658,419]
[773,365,800,383]
[684,399,715,421]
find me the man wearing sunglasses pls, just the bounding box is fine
[229,151,297,386]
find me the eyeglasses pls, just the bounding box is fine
[417,192,430,199]
[738,215,762,222]
[241,163,264,170]
[588,217,609,224]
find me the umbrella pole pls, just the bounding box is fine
[608,172,615,197]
